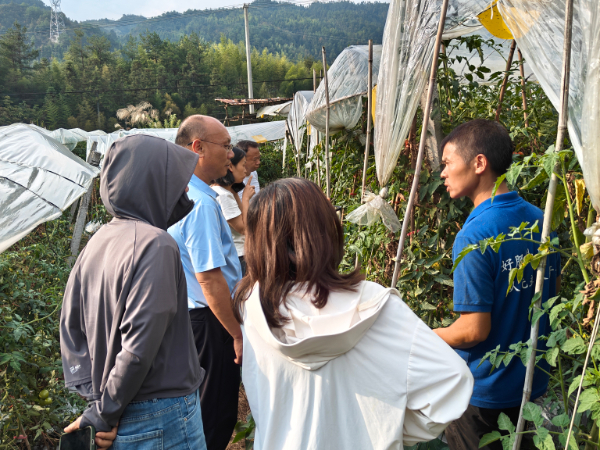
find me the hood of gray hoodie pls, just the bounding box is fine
[100,134,196,229]
[60,135,202,432]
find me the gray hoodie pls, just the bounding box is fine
[60,134,203,432]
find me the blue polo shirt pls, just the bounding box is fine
[168,175,242,310]
[452,192,560,409]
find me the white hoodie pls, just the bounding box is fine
[241,280,473,450]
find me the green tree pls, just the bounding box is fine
[0,22,38,71]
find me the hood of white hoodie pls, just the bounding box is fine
[245,281,400,370]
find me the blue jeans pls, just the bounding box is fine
[112,390,207,450]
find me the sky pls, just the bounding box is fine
[60,0,387,22]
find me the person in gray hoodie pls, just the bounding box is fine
[60,134,207,449]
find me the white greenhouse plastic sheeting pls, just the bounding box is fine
[287,91,315,155]
[306,45,382,133]
[256,101,292,118]
[0,124,99,253]
[349,0,490,231]
[499,0,600,210]
[86,121,286,161]
[48,128,107,151]
[362,0,600,232]
[374,0,490,189]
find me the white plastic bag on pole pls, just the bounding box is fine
[345,190,401,233]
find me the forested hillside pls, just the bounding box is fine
[0,1,388,61]
[0,25,319,130]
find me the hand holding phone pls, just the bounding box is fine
[59,426,96,450]
[62,416,118,450]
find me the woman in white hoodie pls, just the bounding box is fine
[233,178,474,450]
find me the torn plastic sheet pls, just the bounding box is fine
[0,124,99,253]
[85,221,103,235]
[345,190,401,233]
[306,45,382,133]
[287,91,315,155]
[256,101,292,118]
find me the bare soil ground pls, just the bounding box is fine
[226,385,251,450]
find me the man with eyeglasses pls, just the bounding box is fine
[168,115,243,450]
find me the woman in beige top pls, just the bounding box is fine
[211,146,256,274]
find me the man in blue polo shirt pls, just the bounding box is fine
[168,115,243,450]
[434,119,560,449]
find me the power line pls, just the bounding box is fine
[0,76,315,97]
[253,22,354,41]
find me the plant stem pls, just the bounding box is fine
[558,355,570,414]
[561,162,590,283]
[585,423,599,450]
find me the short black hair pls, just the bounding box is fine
[441,119,514,176]
[213,147,246,187]
[236,140,259,153]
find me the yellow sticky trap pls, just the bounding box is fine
[307,123,312,134]
[372,85,377,125]
[251,135,267,143]
[478,1,514,40]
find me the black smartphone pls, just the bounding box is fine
[59,426,96,450]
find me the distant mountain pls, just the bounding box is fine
[0,0,121,60]
[0,1,388,61]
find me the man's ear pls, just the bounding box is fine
[473,154,488,175]
[192,140,204,158]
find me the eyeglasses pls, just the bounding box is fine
[187,139,233,152]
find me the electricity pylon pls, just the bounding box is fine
[49,0,65,43]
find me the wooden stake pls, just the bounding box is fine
[390,0,450,288]
[514,0,574,447]
[68,145,101,267]
[495,40,517,122]
[517,48,529,127]
[282,133,288,172]
[322,47,331,198]
[360,40,374,203]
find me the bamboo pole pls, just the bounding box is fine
[360,40,374,203]
[495,40,517,122]
[513,0,574,447]
[517,48,529,127]
[316,132,322,188]
[322,47,331,198]
[243,4,255,114]
[390,0,450,288]
[304,127,310,178]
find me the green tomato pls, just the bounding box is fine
[43,397,52,405]
[4,315,12,321]
[38,390,49,400]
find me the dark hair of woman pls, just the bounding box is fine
[232,178,364,328]
[213,147,246,187]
